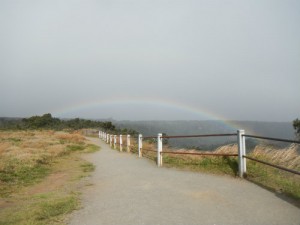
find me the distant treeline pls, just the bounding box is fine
[0,113,138,135]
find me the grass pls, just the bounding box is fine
[80,162,96,173]
[247,161,300,199]
[7,138,22,144]
[141,143,238,175]
[0,162,50,183]
[161,151,238,176]
[246,144,300,200]
[0,130,100,224]
[84,144,100,153]
[0,193,79,225]
[163,155,238,175]
[66,144,85,152]
[0,130,101,197]
[35,194,78,221]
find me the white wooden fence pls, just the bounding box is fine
[98,130,300,177]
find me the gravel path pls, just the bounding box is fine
[69,138,300,225]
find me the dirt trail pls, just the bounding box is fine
[68,138,300,225]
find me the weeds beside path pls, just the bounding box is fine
[69,138,300,225]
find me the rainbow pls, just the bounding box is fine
[52,96,244,131]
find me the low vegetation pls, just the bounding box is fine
[293,118,300,140]
[140,143,239,175]
[0,130,100,224]
[1,193,79,225]
[0,113,116,131]
[246,144,300,199]
[80,162,96,173]
[0,113,138,137]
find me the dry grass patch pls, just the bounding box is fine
[246,144,300,200]
[56,133,86,144]
[0,130,100,224]
[0,130,98,197]
[250,144,300,170]
[0,173,81,225]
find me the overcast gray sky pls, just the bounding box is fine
[0,0,299,121]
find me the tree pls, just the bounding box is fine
[1,113,135,133]
[162,133,169,145]
[293,118,300,140]
[102,122,115,131]
[22,113,58,129]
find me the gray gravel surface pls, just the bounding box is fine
[69,138,300,225]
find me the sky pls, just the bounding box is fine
[0,0,299,121]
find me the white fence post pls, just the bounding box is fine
[127,135,131,152]
[107,134,109,144]
[237,130,246,178]
[157,133,163,167]
[110,135,112,147]
[138,134,143,158]
[242,132,247,175]
[114,135,117,149]
[120,134,123,152]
